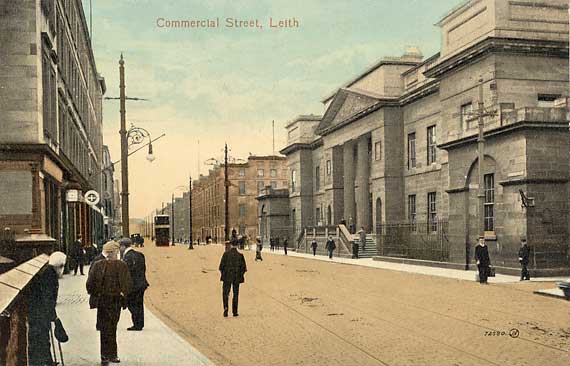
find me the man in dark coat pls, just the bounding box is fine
[518,237,531,281]
[87,241,132,364]
[28,252,66,366]
[311,238,318,256]
[326,236,336,259]
[71,235,85,275]
[474,236,491,284]
[283,237,288,255]
[119,237,150,331]
[219,240,247,317]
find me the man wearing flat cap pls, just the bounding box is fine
[87,241,132,364]
[219,239,247,317]
[119,237,149,331]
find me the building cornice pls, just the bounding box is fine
[499,178,569,186]
[318,99,399,137]
[425,37,569,79]
[0,143,92,190]
[439,120,569,150]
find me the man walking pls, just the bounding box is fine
[255,236,263,261]
[119,238,149,331]
[219,240,247,317]
[87,241,132,364]
[71,235,85,275]
[518,237,531,281]
[311,238,318,256]
[283,237,288,255]
[474,236,491,284]
[326,236,336,259]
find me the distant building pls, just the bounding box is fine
[280,0,570,275]
[101,146,115,241]
[256,187,291,246]
[192,155,288,242]
[0,0,106,260]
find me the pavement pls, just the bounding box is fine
[250,245,570,301]
[55,267,215,366]
[254,246,568,284]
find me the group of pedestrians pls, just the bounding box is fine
[26,236,149,365]
[474,236,531,284]
[86,237,149,364]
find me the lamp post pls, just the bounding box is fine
[107,54,153,238]
[204,144,245,242]
[456,74,496,270]
[171,193,175,245]
[189,176,193,250]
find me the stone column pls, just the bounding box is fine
[356,135,371,232]
[343,141,355,225]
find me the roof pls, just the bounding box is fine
[285,114,322,128]
[321,59,421,104]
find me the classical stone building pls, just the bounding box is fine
[192,155,288,242]
[281,0,570,275]
[0,0,106,259]
[257,187,291,245]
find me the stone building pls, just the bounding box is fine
[257,187,291,246]
[0,0,106,258]
[192,155,288,242]
[281,0,570,275]
[101,145,117,241]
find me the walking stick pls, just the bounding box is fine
[57,338,65,366]
[49,326,58,365]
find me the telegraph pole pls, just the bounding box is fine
[224,143,229,241]
[171,194,175,245]
[119,54,129,238]
[188,176,194,249]
[477,77,485,239]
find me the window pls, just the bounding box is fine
[239,168,245,177]
[326,160,331,176]
[257,169,264,177]
[239,204,246,218]
[270,181,277,189]
[257,181,264,193]
[291,170,296,192]
[315,207,320,225]
[427,192,437,232]
[427,125,437,165]
[315,166,320,191]
[238,181,246,195]
[537,94,560,108]
[270,169,277,177]
[408,195,416,231]
[484,174,494,231]
[374,141,382,161]
[407,133,416,169]
[460,102,473,129]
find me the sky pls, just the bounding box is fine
[82,0,464,218]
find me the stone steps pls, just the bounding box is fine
[354,237,377,258]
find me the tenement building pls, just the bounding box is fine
[0,0,105,260]
[280,0,569,275]
[192,155,288,242]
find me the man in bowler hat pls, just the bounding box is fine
[518,237,531,281]
[219,239,247,317]
[119,237,150,330]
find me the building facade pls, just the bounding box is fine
[0,0,106,259]
[192,155,288,242]
[101,145,117,241]
[281,0,570,275]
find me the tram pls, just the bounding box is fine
[154,214,170,246]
